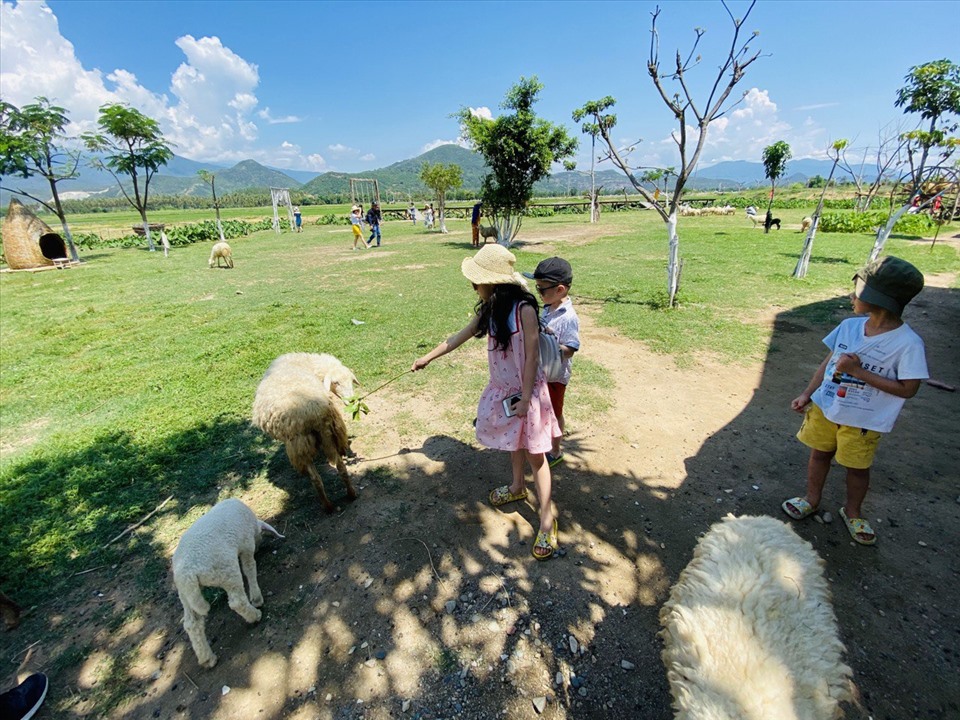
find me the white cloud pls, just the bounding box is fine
[258,107,302,124]
[469,106,493,120]
[794,102,840,111]
[0,2,323,169]
[327,143,356,154]
[421,139,469,153]
[360,153,375,162]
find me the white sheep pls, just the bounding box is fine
[208,241,233,268]
[660,514,852,720]
[172,498,284,669]
[252,353,358,512]
[801,216,813,233]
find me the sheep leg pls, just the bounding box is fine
[306,463,336,513]
[336,457,358,500]
[179,592,217,669]
[223,566,262,624]
[239,550,264,607]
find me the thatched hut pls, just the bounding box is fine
[2,198,67,270]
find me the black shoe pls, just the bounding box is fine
[0,673,49,720]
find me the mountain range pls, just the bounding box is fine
[0,145,872,206]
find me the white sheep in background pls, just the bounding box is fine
[660,514,853,720]
[208,241,233,268]
[801,216,813,233]
[173,498,284,669]
[252,353,358,512]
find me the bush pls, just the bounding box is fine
[71,218,276,251]
[819,211,936,235]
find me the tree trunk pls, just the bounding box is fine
[764,182,776,234]
[666,212,681,307]
[49,182,80,262]
[141,211,155,252]
[868,201,913,263]
[590,135,598,224]
[793,158,840,279]
[212,176,225,242]
[438,193,448,233]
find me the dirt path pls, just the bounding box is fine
[5,272,958,719]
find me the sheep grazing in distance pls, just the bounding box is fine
[479,225,499,243]
[801,216,813,233]
[173,498,284,668]
[660,515,853,720]
[208,241,233,268]
[252,353,359,512]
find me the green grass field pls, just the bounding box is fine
[1,208,957,606]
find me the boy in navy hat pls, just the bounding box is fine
[524,257,581,467]
[782,256,928,545]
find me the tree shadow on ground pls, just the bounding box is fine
[683,286,960,720]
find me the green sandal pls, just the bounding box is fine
[532,520,558,560]
[489,485,528,507]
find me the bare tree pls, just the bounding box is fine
[838,122,909,212]
[578,1,762,306]
[197,170,225,242]
[793,139,848,278]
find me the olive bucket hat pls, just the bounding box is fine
[853,256,924,315]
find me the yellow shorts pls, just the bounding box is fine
[351,224,362,238]
[796,402,882,470]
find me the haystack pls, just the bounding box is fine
[2,198,67,270]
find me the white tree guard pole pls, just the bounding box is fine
[793,216,819,278]
[868,201,913,263]
[143,219,155,252]
[160,230,170,258]
[271,189,281,234]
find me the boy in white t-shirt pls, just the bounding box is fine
[782,256,928,545]
[523,257,580,468]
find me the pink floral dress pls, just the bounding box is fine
[475,302,560,453]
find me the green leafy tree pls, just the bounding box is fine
[197,170,225,242]
[82,104,173,252]
[456,76,577,245]
[419,162,463,233]
[576,1,762,306]
[870,59,960,261]
[572,97,616,223]
[761,140,792,233]
[0,97,82,261]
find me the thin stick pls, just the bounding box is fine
[102,495,174,549]
[396,537,449,593]
[350,369,414,404]
[72,565,106,578]
[9,640,40,664]
[183,672,200,691]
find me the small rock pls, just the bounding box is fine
[556,672,563,686]
[752,485,760,491]
[361,641,368,649]
[364,578,373,589]
[716,498,722,504]
[460,666,469,679]
[445,600,457,614]
[375,650,386,660]
[325,693,332,702]
[348,645,356,655]
[821,511,833,524]
[221,686,231,696]
[532,696,547,714]
[814,514,824,525]
[621,660,635,670]
[569,635,579,654]
[488,621,499,632]
[723,489,733,494]
[918,541,928,547]
[571,676,583,689]
[364,659,375,667]
[578,687,588,697]
[402,699,411,712]
[332,601,340,607]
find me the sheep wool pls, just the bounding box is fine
[173,498,283,669]
[208,241,233,268]
[252,353,358,512]
[659,514,853,720]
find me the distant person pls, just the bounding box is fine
[408,202,417,225]
[412,245,561,560]
[293,205,302,233]
[523,257,580,467]
[366,201,383,247]
[0,672,48,720]
[782,257,927,546]
[471,201,482,247]
[422,203,434,229]
[349,205,367,251]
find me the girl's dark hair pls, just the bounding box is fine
[473,284,540,351]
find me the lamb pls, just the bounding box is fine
[479,225,499,243]
[252,353,359,512]
[172,498,284,668]
[660,514,852,720]
[801,216,813,233]
[208,241,233,268]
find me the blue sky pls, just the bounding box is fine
[1,0,957,174]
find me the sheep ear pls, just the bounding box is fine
[323,375,333,394]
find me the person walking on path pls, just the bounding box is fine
[523,257,580,467]
[412,245,561,560]
[349,205,367,251]
[781,257,928,546]
[293,205,302,233]
[471,201,482,247]
[366,202,383,247]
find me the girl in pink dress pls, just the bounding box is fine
[412,245,561,560]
